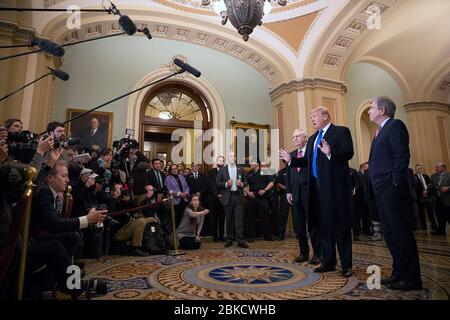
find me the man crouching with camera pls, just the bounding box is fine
[31,161,108,266]
[110,183,158,256]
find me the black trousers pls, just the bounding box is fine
[210,197,225,240]
[246,197,272,239]
[43,231,83,262]
[224,193,244,242]
[375,184,422,283]
[435,199,449,234]
[179,237,201,250]
[174,202,187,228]
[277,193,291,238]
[292,197,309,256]
[29,239,72,293]
[417,201,437,230]
[321,228,352,269]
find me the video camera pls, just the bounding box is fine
[112,138,139,160]
[6,131,38,163]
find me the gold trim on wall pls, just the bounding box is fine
[230,120,271,170]
[66,108,114,149]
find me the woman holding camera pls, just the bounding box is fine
[176,195,209,250]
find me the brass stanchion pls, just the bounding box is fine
[63,185,73,218]
[168,191,185,256]
[17,166,38,300]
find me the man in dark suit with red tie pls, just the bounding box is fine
[286,129,320,264]
[368,96,422,291]
[280,106,354,277]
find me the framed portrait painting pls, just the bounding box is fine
[230,121,271,171]
[66,108,113,151]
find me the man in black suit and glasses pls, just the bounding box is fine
[286,129,321,264]
[368,96,422,291]
[280,106,354,278]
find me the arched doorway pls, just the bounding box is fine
[355,100,378,165]
[139,81,212,171]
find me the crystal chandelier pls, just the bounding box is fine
[202,0,287,41]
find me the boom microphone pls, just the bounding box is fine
[47,67,69,81]
[173,58,201,78]
[118,15,137,35]
[30,37,64,57]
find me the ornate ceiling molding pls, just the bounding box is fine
[0,20,36,43]
[269,77,347,100]
[55,19,286,84]
[152,0,318,17]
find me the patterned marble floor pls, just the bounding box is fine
[83,231,450,300]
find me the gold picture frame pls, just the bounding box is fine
[230,121,271,170]
[66,108,114,150]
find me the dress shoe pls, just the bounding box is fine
[132,247,148,256]
[381,275,400,286]
[264,237,274,241]
[341,268,352,277]
[386,280,423,291]
[294,255,309,263]
[313,265,336,273]
[247,238,254,243]
[224,240,233,248]
[237,241,249,248]
[309,256,321,265]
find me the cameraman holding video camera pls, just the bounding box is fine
[113,138,150,200]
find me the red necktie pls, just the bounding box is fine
[375,127,381,138]
[297,150,302,173]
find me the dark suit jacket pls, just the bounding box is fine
[31,184,80,238]
[208,167,222,201]
[148,169,167,193]
[289,124,354,232]
[82,127,108,150]
[414,173,431,200]
[286,149,308,204]
[186,172,208,198]
[368,118,410,194]
[216,165,247,206]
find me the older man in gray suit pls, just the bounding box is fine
[430,162,450,235]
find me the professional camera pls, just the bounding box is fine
[112,138,139,159]
[6,131,38,163]
[95,204,119,227]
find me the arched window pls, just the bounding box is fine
[140,82,210,130]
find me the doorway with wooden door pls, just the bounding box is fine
[139,81,212,172]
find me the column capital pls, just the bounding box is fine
[404,101,450,113]
[0,20,36,43]
[270,77,348,100]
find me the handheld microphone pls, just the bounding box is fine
[173,58,201,78]
[118,15,137,35]
[47,67,69,81]
[30,37,65,57]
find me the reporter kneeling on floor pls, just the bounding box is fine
[177,194,209,250]
[110,183,157,256]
